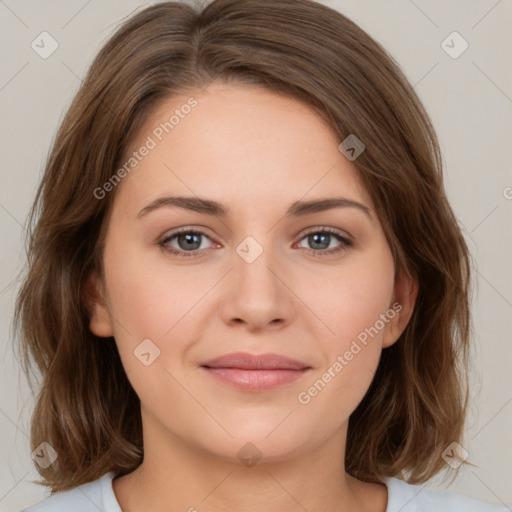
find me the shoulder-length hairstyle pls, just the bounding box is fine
[14,0,473,493]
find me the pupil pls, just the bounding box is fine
[180,233,201,250]
[310,233,329,250]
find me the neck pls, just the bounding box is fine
[112,416,386,512]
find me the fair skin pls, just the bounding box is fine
[87,81,418,512]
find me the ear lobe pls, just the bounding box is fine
[83,270,114,338]
[382,270,419,349]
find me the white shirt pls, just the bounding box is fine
[21,471,508,511]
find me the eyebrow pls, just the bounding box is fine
[137,195,372,220]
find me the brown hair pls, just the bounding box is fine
[14,0,473,492]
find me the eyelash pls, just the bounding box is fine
[159,227,353,258]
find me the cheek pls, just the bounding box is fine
[295,245,395,410]
[102,233,214,341]
[101,233,230,401]
[303,242,396,349]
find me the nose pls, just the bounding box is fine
[220,238,296,332]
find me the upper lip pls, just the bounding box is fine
[200,352,310,370]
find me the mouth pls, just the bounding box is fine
[200,352,312,392]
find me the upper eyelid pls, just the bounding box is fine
[161,226,216,243]
[300,226,351,238]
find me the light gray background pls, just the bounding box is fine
[1,1,511,510]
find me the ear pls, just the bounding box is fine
[83,270,114,338]
[382,269,418,349]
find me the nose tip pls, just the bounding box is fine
[231,316,285,329]
[220,244,294,331]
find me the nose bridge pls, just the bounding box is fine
[221,232,293,329]
[234,233,282,297]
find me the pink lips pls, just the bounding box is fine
[200,352,312,392]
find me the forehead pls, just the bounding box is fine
[115,81,372,214]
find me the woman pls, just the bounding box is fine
[15,0,507,510]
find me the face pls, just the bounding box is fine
[88,81,417,465]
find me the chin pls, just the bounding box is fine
[220,435,310,467]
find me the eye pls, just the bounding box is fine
[159,226,353,258]
[159,228,215,258]
[295,227,352,256]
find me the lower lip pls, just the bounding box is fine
[201,367,310,392]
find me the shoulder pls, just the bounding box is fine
[20,472,121,512]
[385,477,509,512]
